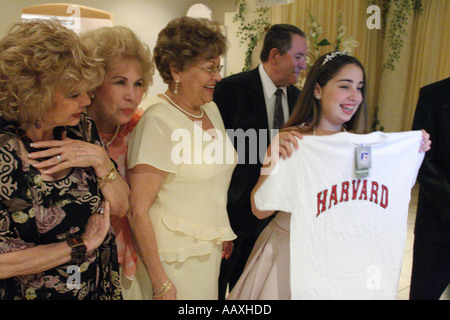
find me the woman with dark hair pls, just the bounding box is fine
[284,51,368,134]
[228,52,430,300]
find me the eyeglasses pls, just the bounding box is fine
[197,64,223,74]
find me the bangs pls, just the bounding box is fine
[201,40,226,60]
[56,56,105,95]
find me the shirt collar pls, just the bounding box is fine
[258,64,287,100]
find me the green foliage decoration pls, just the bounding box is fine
[233,0,271,72]
[297,10,359,88]
[369,0,423,70]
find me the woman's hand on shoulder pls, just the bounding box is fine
[29,131,111,175]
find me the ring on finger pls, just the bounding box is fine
[56,155,62,164]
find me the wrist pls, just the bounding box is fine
[153,279,173,298]
[81,235,93,254]
[66,234,87,264]
[150,272,169,291]
[97,162,118,188]
[94,157,114,177]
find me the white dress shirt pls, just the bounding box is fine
[258,64,288,135]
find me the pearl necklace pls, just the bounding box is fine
[163,92,204,119]
[105,124,121,146]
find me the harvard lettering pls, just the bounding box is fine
[317,179,388,217]
[254,131,424,299]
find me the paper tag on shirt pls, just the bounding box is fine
[355,145,371,177]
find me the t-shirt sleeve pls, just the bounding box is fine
[127,106,179,173]
[253,155,298,213]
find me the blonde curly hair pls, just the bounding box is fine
[0,19,104,123]
[80,25,154,95]
[154,17,227,84]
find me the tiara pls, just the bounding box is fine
[322,51,351,66]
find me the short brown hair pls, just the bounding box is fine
[0,19,104,123]
[154,17,227,83]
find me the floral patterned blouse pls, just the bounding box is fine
[0,114,122,300]
[100,108,143,280]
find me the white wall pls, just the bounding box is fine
[0,0,237,108]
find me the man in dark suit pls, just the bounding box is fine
[410,77,450,300]
[213,24,308,299]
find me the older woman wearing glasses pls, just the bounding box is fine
[124,17,236,300]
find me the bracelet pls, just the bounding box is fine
[97,163,118,188]
[66,234,87,265]
[153,280,173,298]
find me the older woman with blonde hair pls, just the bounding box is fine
[125,17,236,300]
[0,19,129,300]
[81,25,154,287]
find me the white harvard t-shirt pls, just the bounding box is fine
[254,131,424,299]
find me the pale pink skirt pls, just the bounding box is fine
[227,211,291,300]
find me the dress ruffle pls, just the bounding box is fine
[159,214,236,263]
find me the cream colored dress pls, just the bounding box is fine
[123,96,237,300]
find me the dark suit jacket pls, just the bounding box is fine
[213,67,300,233]
[412,77,450,245]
